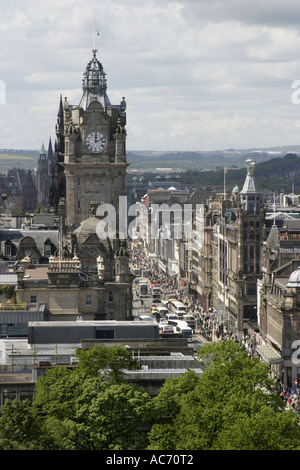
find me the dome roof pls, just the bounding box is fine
[287,267,300,287]
[73,216,111,251]
[73,216,99,243]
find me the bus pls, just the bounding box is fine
[182,314,196,331]
[158,323,175,336]
[156,306,169,317]
[166,313,178,322]
[139,279,148,297]
[168,320,193,340]
[132,268,140,276]
[171,301,187,317]
[152,285,161,299]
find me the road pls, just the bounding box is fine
[132,278,205,352]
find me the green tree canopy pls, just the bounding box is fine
[74,344,140,382]
[2,341,300,450]
[147,341,300,450]
[32,345,153,450]
[0,399,57,450]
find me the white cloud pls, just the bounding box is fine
[0,0,300,152]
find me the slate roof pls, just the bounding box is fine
[0,229,59,254]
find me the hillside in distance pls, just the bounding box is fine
[127,145,300,171]
[1,145,300,182]
[179,152,300,193]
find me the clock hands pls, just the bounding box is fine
[95,134,105,143]
[85,132,106,151]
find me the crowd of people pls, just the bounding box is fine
[280,385,300,412]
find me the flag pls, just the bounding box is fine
[224,167,227,173]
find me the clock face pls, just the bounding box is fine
[85,131,106,153]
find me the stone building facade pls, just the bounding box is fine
[190,158,265,338]
[257,217,300,386]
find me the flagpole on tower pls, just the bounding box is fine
[92,19,100,55]
[224,167,227,199]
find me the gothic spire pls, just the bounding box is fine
[47,137,54,166]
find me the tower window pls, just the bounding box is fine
[44,244,51,257]
[85,295,92,306]
[5,245,11,257]
[77,201,81,209]
[108,292,114,302]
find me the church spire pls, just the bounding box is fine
[47,137,54,167]
[40,142,46,156]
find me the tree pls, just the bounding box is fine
[147,341,300,450]
[0,284,14,303]
[147,370,200,450]
[32,345,153,450]
[0,399,56,450]
[213,406,300,450]
[74,344,140,382]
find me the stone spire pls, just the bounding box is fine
[240,158,261,214]
[47,137,54,167]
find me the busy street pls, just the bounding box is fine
[129,245,230,352]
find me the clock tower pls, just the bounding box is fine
[59,49,128,232]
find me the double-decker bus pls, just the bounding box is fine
[139,279,148,297]
[152,284,162,299]
[182,314,196,331]
[171,301,187,317]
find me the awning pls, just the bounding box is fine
[256,343,283,365]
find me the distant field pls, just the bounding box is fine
[0,153,37,171]
[0,154,35,160]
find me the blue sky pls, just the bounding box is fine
[1,0,300,152]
